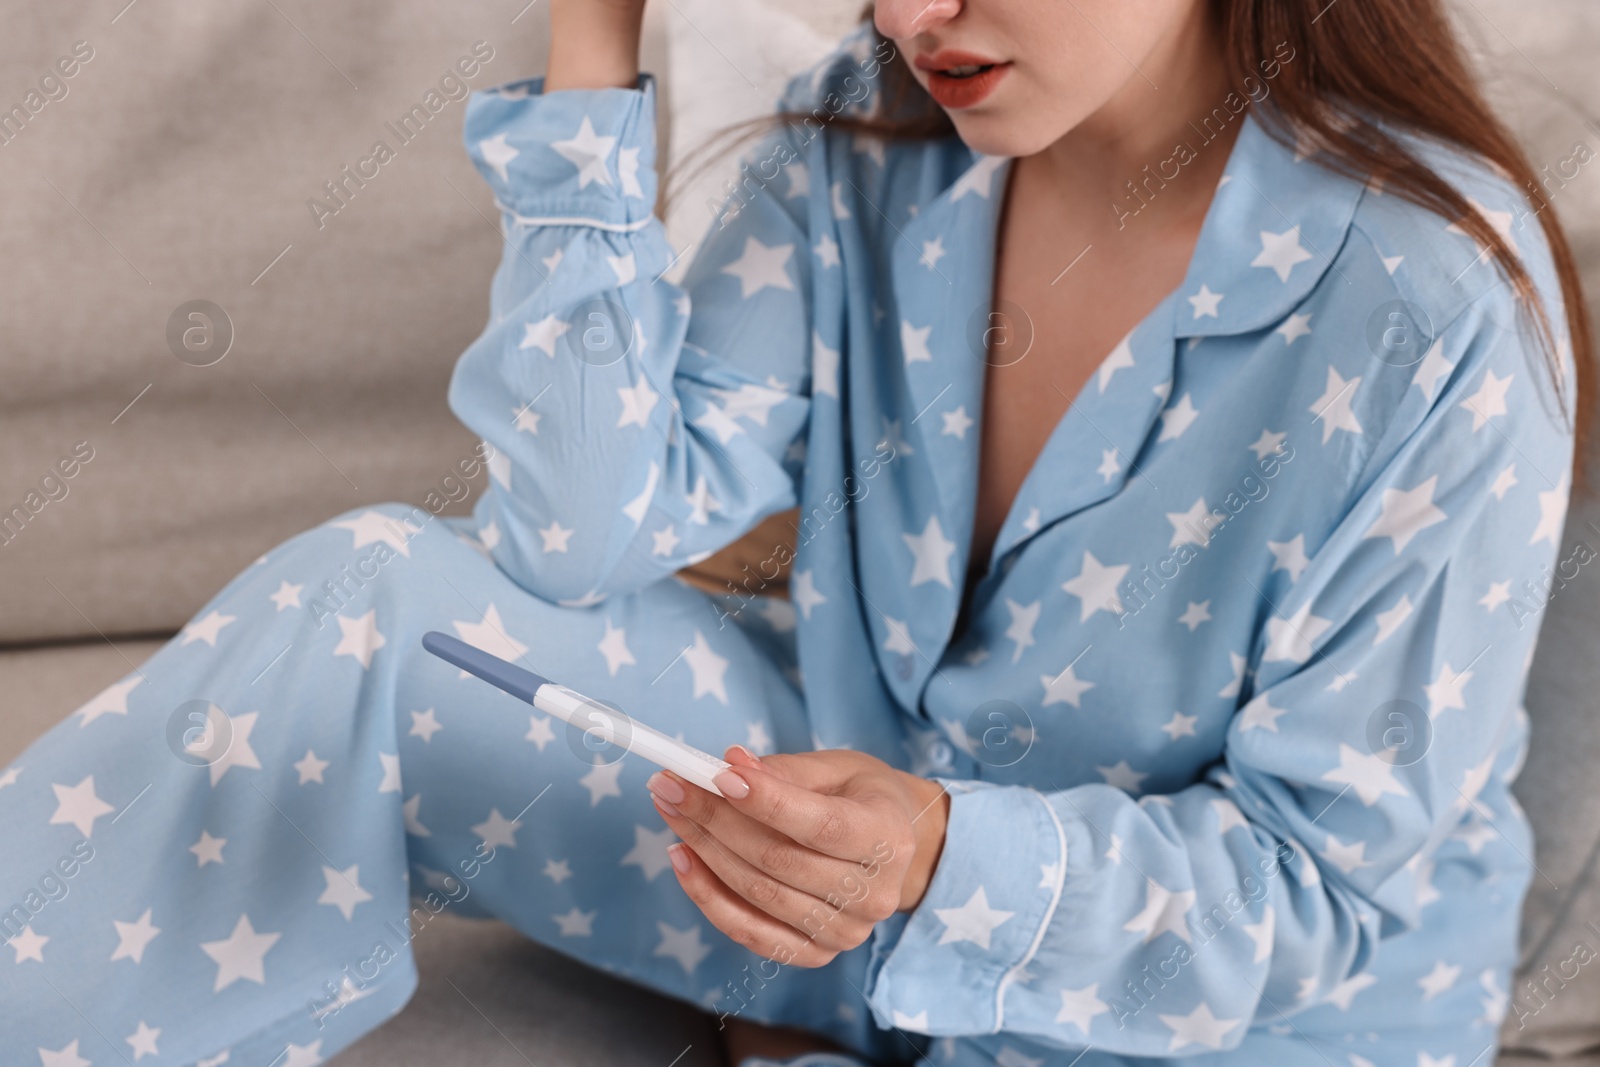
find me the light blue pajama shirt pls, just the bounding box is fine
[1,28,1578,1067]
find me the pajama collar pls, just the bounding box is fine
[875,111,1367,642]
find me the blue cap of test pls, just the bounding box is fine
[421,631,551,705]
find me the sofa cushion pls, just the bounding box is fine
[0,4,670,644]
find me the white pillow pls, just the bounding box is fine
[660,0,868,264]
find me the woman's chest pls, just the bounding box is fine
[971,175,1209,575]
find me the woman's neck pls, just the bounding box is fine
[1027,5,1239,232]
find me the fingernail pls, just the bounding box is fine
[653,793,681,818]
[647,772,686,805]
[668,843,691,874]
[729,744,762,766]
[713,769,750,799]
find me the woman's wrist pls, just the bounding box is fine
[545,0,644,91]
[896,772,950,912]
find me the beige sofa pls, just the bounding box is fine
[3,1,1599,1063]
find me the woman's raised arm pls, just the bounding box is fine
[448,15,822,604]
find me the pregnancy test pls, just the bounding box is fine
[421,631,732,796]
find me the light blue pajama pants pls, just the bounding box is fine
[0,505,901,1067]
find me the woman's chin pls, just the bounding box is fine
[947,110,1065,160]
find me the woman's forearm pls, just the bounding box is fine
[545,0,645,91]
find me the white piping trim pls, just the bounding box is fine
[497,200,654,233]
[994,789,1069,1032]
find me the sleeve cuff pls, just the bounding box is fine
[463,74,659,228]
[863,781,1068,1035]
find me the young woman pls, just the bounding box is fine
[2,0,1589,1065]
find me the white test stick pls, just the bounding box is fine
[422,631,732,796]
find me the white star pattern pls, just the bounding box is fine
[597,618,635,675]
[525,714,555,751]
[1321,743,1408,805]
[1237,693,1287,733]
[1243,906,1275,963]
[579,759,626,806]
[1277,312,1313,344]
[554,907,597,937]
[111,908,161,964]
[1364,475,1446,552]
[550,116,616,188]
[317,865,373,921]
[901,320,934,366]
[1374,595,1413,644]
[1321,834,1374,874]
[792,569,828,619]
[75,676,141,726]
[38,1041,91,1067]
[1267,534,1311,581]
[200,914,280,991]
[903,515,958,587]
[1532,475,1569,546]
[1418,960,1461,1001]
[1251,227,1314,282]
[333,509,420,558]
[126,1021,161,1060]
[1159,1001,1241,1052]
[295,749,329,784]
[1123,879,1196,943]
[1263,603,1332,663]
[1060,551,1128,621]
[472,809,522,849]
[941,406,974,438]
[1187,284,1224,318]
[409,708,443,742]
[1099,333,1135,391]
[190,830,227,866]
[721,237,796,298]
[269,581,303,611]
[477,132,518,181]
[1162,711,1199,740]
[950,155,1006,200]
[333,611,385,669]
[616,375,659,429]
[682,630,730,703]
[1309,367,1363,443]
[1158,394,1200,441]
[451,604,528,669]
[654,922,712,975]
[538,520,575,553]
[9,925,47,963]
[1004,599,1040,662]
[1040,662,1095,708]
[1248,428,1287,460]
[932,886,1015,949]
[1055,984,1109,1034]
[1424,662,1473,718]
[813,233,841,269]
[620,824,677,881]
[519,313,571,357]
[1412,339,1455,401]
[181,610,236,647]
[50,775,116,837]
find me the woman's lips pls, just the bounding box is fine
[913,50,1012,110]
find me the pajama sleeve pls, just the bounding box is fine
[862,299,1576,1054]
[448,75,817,603]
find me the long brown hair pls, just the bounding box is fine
[675,1,1594,484]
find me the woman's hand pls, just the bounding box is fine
[545,0,648,92]
[647,746,951,968]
